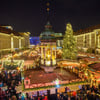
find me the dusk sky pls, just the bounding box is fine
[0,0,100,36]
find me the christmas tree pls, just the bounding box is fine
[62,23,77,60]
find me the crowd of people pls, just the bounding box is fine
[56,85,100,100]
[0,70,21,100]
[0,70,100,100]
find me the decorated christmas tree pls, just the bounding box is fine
[62,23,77,60]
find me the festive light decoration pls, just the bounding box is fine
[17,67,20,70]
[46,2,50,6]
[62,23,77,60]
[55,78,60,85]
[47,8,50,12]
[46,2,50,13]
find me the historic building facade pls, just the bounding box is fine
[0,26,30,53]
[19,32,30,48]
[55,33,63,48]
[74,25,100,53]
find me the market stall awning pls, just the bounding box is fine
[24,60,34,66]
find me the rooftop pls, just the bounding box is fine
[0,26,20,36]
[74,24,100,35]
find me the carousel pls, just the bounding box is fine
[40,21,57,72]
[40,44,56,66]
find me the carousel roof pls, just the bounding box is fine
[40,21,56,40]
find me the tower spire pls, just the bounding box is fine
[46,2,50,21]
